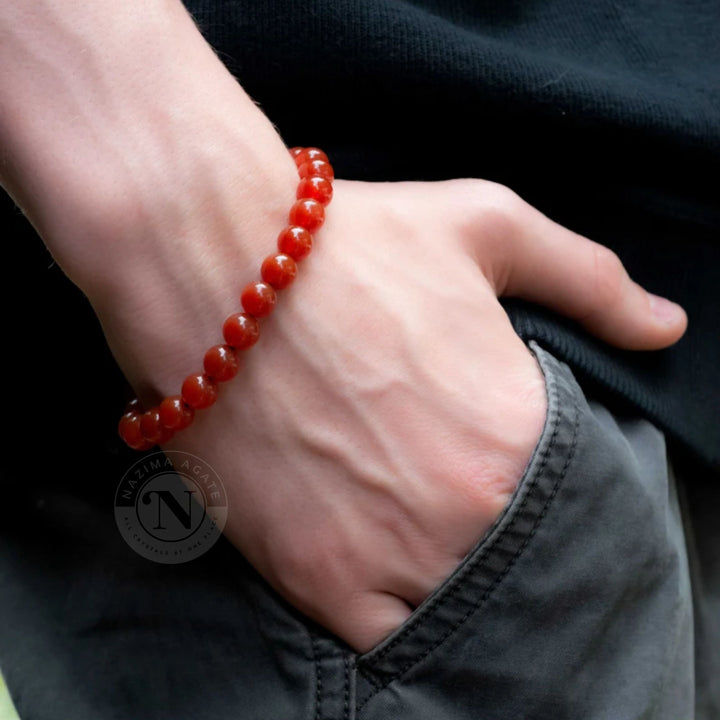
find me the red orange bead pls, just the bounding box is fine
[159,396,195,431]
[223,312,260,350]
[277,226,313,261]
[181,373,218,409]
[289,198,325,232]
[118,412,154,451]
[297,176,333,206]
[261,253,297,289]
[294,147,328,165]
[289,147,305,158]
[241,281,277,317]
[140,409,175,444]
[298,159,334,181]
[204,344,240,382]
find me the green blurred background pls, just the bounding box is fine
[0,674,19,720]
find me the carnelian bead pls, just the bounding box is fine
[204,344,240,382]
[241,281,277,317]
[223,312,260,350]
[181,373,218,409]
[140,409,175,444]
[118,412,154,451]
[261,253,298,290]
[294,147,328,166]
[277,226,313,261]
[297,176,333,206]
[289,199,325,232]
[297,159,334,181]
[159,395,195,431]
[289,147,305,158]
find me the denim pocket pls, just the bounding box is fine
[355,341,575,681]
[353,341,692,720]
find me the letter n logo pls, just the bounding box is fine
[142,489,196,530]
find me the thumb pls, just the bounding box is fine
[485,200,687,351]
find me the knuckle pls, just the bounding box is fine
[474,182,526,242]
[480,179,522,209]
[450,180,526,254]
[446,178,521,217]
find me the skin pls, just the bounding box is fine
[0,0,687,653]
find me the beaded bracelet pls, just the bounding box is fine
[118,146,335,450]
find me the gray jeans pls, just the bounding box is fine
[349,343,700,719]
[1,343,717,719]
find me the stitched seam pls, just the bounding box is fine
[343,655,351,720]
[361,668,382,692]
[357,381,580,711]
[312,636,322,720]
[361,360,561,666]
[356,661,381,709]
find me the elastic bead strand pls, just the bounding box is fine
[119,147,334,449]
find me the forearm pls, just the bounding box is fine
[0,0,297,296]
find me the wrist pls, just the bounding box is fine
[0,0,298,292]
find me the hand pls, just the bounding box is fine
[102,176,685,653]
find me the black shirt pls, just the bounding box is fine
[186,0,719,466]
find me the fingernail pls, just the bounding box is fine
[649,293,685,325]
